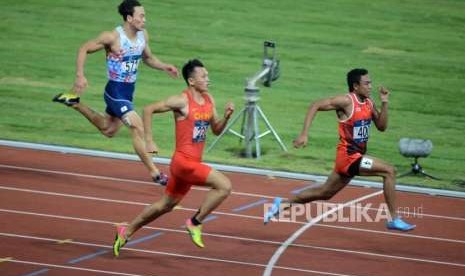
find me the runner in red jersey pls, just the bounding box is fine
[335,92,374,176]
[113,59,234,255]
[264,68,415,231]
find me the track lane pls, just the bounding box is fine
[1,145,465,276]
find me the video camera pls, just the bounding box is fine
[246,41,280,89]
[262,41,280,87]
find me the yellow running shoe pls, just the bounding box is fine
[113,225,127,257]
[185,218,204,248]
[52,92,80,106]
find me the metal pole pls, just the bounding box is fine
[206,106,246,152]
[256,105,288,152]
[253,102,261,158]
[245,102,254,158]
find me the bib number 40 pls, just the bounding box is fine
[353,120,371,143]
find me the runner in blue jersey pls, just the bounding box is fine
[53,0,178,184]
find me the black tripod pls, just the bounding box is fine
[398,138,439,180]
[398,157,440,180]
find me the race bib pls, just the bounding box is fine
[121,59,140,73]
[353,119,371,143]
[193,120,210,143]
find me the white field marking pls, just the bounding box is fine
[0,164,277,199]
[0,232,363,276]
[1,208,465,268]
[3,140,465,199]
[347,205,465,222]
[1,164,463,221]
[0,184,253,220]
[1,185,465,244]
[2,258,150,276]
[264,191,381,276]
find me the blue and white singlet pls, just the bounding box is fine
[106,26,145,83]
[104,26,146,118]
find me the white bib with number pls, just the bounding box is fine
[353,119,371,143]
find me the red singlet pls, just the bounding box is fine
[165,90,213,199]
[335,93,374,176]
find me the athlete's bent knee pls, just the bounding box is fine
[100,123,119,138]
[219,179,232,197]
[384,164,396,179]
[102,129,117,138]
[223,182,232,196]
[390,165,397,176]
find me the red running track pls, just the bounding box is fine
[0,145,464,276]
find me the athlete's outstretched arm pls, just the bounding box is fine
[293,95,350,148]
[141,31,178,78]
[206,94,234,136]
[372,86,389,131]
[143,94,187,153]
[74,31,116,94]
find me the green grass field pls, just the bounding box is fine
[1,0,464,191]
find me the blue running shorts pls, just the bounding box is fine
[103,80,135,118]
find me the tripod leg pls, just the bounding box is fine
[244,104,255,158]
[239,105,248,144]
[256,106,288,151]
[206,106,246,152]
[420,170,441,180]
[253,105,261,158]
[397,170,414,178]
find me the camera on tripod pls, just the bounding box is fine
[207,41,287,158]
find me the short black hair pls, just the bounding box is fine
[347,68,368,92]
[118,0,142,21]
[182,59,204,85]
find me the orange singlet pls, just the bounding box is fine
[165,90,214,199]
[335,93,374,176]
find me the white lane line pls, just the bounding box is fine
[3,258,149,276]
[3,139,465,199]
[360,206,465,222]
[0,232,362,276]
[1,208,464,268]
[313,223,465,243]
[1,164,464,221]
[0,164,276,199]
[1,185,464,244]
[264,191,381,276]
